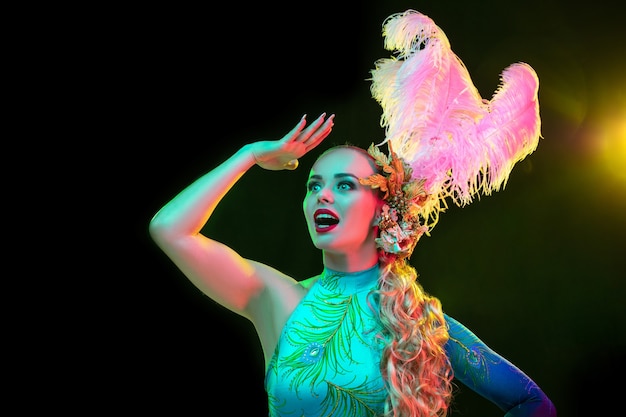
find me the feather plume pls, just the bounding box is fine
[478,62,541,191]
[370,10,541,229]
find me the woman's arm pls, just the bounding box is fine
[444,314,556,416]
[149,113,334,317]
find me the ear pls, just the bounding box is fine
[372,203,384,226]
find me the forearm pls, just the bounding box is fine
[504,390,556,417]
[149,144,256,241]
[444,314,556,416]
[149,113,333,250]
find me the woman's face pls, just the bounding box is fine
[303,147,382,254]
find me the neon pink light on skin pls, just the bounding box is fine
[314,208,339,233]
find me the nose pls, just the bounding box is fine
[317,186,334,204]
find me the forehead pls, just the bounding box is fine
[310,148,376,178]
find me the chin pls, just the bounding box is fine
[311,238,338,252]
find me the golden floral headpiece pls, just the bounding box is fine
[359,142,429,259]
[367,10,541,246]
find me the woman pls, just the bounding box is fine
[149,114,554,417]
[149,10,556,417]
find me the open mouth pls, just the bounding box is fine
[314,209,339,232]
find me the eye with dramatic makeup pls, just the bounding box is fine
[306,179,357,194]
[336,180,356,191]
[306,180,322,193]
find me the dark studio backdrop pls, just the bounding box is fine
[97,0,625,415]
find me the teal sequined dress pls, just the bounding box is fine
[264,266,556,417]
[265,265,386,417]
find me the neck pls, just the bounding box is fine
[321,263,380,293]
[322,250,379,273]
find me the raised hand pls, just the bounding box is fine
[251,113,335,170]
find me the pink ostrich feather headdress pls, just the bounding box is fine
[370,9,541,231]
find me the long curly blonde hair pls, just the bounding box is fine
[377,255,453,417]
[330,144,454,416]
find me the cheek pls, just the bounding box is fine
[302,198,313,224]
[353,208,371,226]
[347,199,378,229]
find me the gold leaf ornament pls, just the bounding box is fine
[359,143,430,258]
[359,174,390,199]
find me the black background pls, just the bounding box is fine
[39,1,625,415]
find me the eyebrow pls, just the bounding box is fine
[308,173,360,181]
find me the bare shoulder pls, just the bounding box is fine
[248,260,321,289]
[299,275,321,290]
[244,260,322,360]
[248,260,302,288]
[245,260,320,314]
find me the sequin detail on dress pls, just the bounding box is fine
[301,342,325,365]
[265,266,387,417]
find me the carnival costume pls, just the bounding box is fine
[265,266,553,416]
[265,10,553,416]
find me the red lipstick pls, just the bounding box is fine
[313,208,339,233]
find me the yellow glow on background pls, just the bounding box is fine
[129,4,626,417]
[598,108,626,183]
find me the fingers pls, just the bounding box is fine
[283,114,308,142]
[285,112,334,148]
[304,113,334,148]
